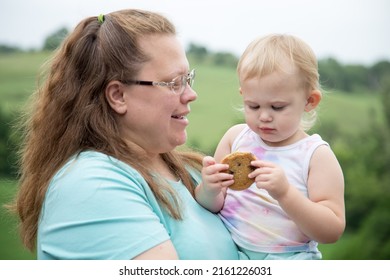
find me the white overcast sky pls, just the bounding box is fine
[1,0,389,65]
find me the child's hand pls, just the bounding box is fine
[195,156,234,212]
[201,156,234,195]
[249,160,290,200]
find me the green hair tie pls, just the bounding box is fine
[97,14,105,24]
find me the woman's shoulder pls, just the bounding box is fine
[60,150,139,175]
[50,150,146,193]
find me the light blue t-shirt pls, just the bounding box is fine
[37,151,240,260]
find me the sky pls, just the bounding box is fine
[1,0,389,65]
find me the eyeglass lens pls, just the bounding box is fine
[172,70,195,95]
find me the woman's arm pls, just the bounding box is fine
[133,240,178,260]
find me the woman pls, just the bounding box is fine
[13,9,240,260]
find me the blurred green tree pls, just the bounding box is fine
[324,75,390,259]
[42,27,69,51]
[0,110,18,177]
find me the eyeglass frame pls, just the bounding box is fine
[120,69,195,96]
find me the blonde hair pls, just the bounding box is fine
[12,9,203,251]
[237,34,321,130]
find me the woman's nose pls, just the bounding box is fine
[181,84,197,103]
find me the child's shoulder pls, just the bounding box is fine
[221,123,249,143]
[225,123,247,136]
[215,124,248,161]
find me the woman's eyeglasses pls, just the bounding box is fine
[121,69,195,96]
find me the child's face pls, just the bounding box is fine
[240,70,309,147]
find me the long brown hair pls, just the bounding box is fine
[13,9,203,251]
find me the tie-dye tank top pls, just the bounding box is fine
[219,125,328,253]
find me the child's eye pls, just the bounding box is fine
[272,105,285,111]
[248,105,260,110]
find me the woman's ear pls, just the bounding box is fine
[105,81,127,115]
[305,90,322,112]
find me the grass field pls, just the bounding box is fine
[0,52,384,259]
[0,179,35,259]
[0,52,50,112]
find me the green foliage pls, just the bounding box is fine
[187,43,209,62]
[0,52,50,112]
[0,110,19,177]
[211,52,238,68]
[318,57,390,92]
[42,27,69,51]
[371,61,390,89]
[319,58,347,90]
[381,75,390,127]
[0,45,22,53]
[187,42,238,69]
[315,86,390,259]
[0,179,35,259]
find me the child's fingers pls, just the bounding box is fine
[248,161,273,178]
[213,172,234,182]
[202,157,231,176]
[221,179,234,188]
[250,160,274,168]
[202,156,216,167]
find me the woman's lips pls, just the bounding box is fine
[171,112,189,125]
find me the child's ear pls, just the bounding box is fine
[305,90,322,112]
[239,87,243,95]
[105,81,127,115]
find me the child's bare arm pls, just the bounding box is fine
[214,124,246,162]
[250,145,345,243]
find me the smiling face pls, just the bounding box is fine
[113,34,197,155]
[240,66,314,147]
